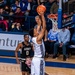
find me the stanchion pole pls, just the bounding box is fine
[58,0,63,29]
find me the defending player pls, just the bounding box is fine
[15,34,32,75]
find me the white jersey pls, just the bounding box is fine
[32,37,45,58]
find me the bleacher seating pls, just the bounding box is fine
[31,5,38,16]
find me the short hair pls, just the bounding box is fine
[35,15,42,21]
[35,15,39,19]
[24,34,29,38]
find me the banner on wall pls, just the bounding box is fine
[0,33,24,50]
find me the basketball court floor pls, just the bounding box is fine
[0,55,75,75]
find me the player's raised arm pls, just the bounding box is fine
[37,13,46,41]
[36,16,42,33]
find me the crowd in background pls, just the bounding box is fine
[0,0,75,32]
[0,0,75,61]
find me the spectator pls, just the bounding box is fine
[68,0,75,14]
[63,0,68,3]
[19,0,31,20]
[0,8,8,31]
[4,5,10,14]
[11,0,20,12]
[50,0,59,14]
[37,0,46,5]
[45,0,55,6]
[6,0,15,6]
[0,8,8,19]
[53,27,70,61]
[28,0,34,16]
[14,7,24,24]
[20,0,29,12]
[24,0,31,17]
[11,22,23,32]
[45,26,59,57]
[32,0,38,5]
[0,0,7,7]
[0,22,6,31]
[62,0,69,14]
[45,0,56,14]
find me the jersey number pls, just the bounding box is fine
[26,51,29,55]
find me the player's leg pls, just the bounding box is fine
[45,72,49,75]
[31,57,45,75]
[27,72,30,75]
[20,60,28,75]
[25,65,31,75]
[22,72,27,75]
[41,59,49,75]
[22,72,25,75]
[31,58,35,75]
[33,57,42,75]
[40,59,45,75]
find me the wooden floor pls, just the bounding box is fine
[45,67,75,75]
[45,55,75,64]
[0,55,75,75]
[0,63,75,75]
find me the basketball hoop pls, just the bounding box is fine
[47,14,59,31]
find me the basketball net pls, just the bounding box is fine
[47,14,60,32]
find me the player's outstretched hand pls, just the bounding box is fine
[38,17,41,26]
[38,11,44,16]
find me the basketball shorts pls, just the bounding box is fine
[31,57,45,75]
[20,59,31,73]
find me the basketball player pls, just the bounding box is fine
[29,12,46,75]
[15,34,33,75]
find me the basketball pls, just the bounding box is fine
[36,5,46,14]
